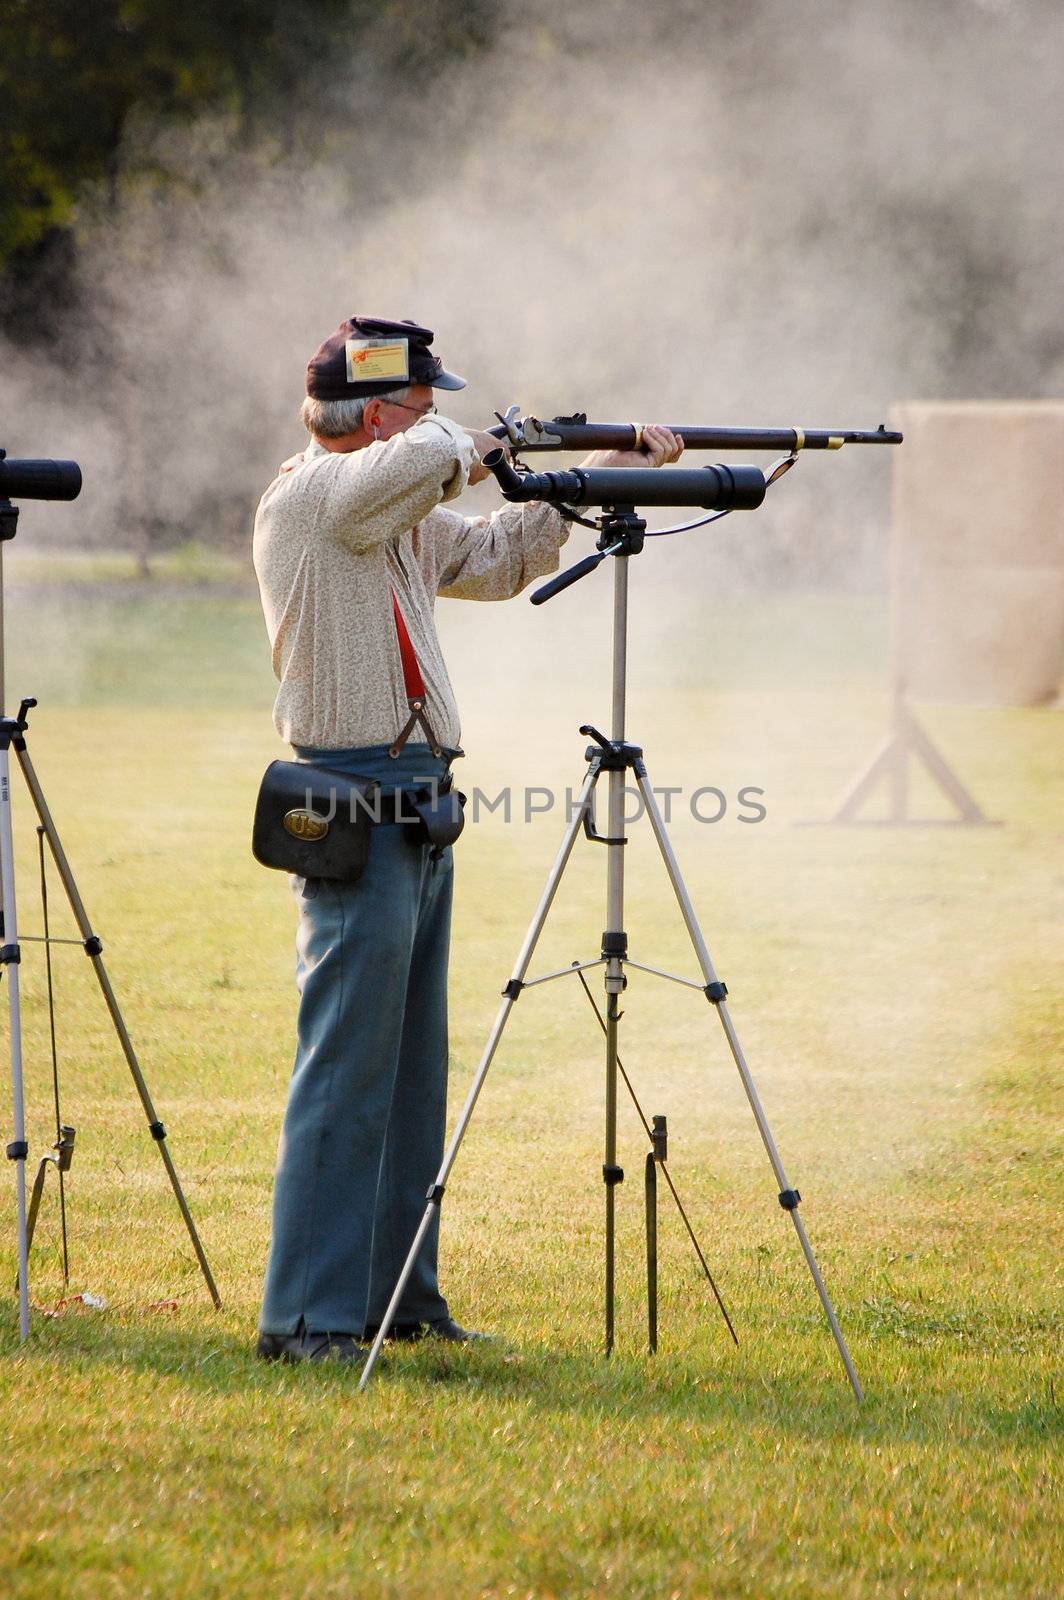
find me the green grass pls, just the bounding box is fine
[0,572,1060,1597]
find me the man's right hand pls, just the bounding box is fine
[466,429,508,485]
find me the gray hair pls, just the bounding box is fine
[300,387,411,439]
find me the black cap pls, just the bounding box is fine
[306,316,466,400]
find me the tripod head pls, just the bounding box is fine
[482,447,769,605]
[523,507,646,605]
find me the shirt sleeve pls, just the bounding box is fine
[428,501,573,600]
[299,416,477,553]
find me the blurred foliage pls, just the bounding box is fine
[0,0,497,333]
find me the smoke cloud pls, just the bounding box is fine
[2,0,1062,588]
[2,0,1058,1189]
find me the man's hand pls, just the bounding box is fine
[466,428,508,485]
[579,425,685,471]
[463,422,683,488]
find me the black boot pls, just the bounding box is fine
[256,1325,369,1363]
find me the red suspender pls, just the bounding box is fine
[391,590,426,699]
[388,589,442,757]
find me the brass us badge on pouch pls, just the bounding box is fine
[283,809,329,841]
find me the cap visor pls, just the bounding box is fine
[431,368,466,391]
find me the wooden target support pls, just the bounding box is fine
[827,691,998,827]
[825,402,1064,827]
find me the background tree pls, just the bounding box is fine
[0,0,497,338]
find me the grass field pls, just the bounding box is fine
[0,557,1060,1598]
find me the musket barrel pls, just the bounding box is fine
[487,418,903,452]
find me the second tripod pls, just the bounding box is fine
[1,453,220,1340]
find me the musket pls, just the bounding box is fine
[487,408,902,453]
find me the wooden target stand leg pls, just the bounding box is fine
[812,479,1002,829]
[816,692,1001,828]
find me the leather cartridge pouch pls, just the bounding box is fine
[408,784,466,851]
[252,760,377,881]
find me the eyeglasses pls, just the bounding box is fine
[382,398,437,418]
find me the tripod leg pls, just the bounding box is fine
[14,745,221,1309]
[17,1130,74,1292]
[1,744,31,1339]
[604,992,621,1354]
[634,769,863,1401]
[23,1157,51,1266]
[645,1151,657,1354]
[575,969,739,1345]
[358,767,599,1390]
[37,828,71,1283]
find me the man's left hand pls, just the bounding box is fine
[467,428,510,486]
[579,425,685,471]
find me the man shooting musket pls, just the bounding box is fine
[251,316,683,1364]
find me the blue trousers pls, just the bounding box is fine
[259,744,456,1336]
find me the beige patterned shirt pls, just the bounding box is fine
[252,415,571,749]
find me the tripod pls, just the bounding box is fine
[360,509,863,1398]
[1,499,220,1342]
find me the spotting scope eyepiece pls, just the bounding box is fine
[483,449,766,511]
[0,451,82,502]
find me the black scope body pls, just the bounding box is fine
[484,450,765,510]
[0,452,82,502]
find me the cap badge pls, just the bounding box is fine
[345,338,410,384]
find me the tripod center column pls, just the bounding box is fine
[606,551,629,949]
[602,555,629,1351]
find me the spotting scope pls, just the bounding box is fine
[483,449,766,510]
[0,451,82,502]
